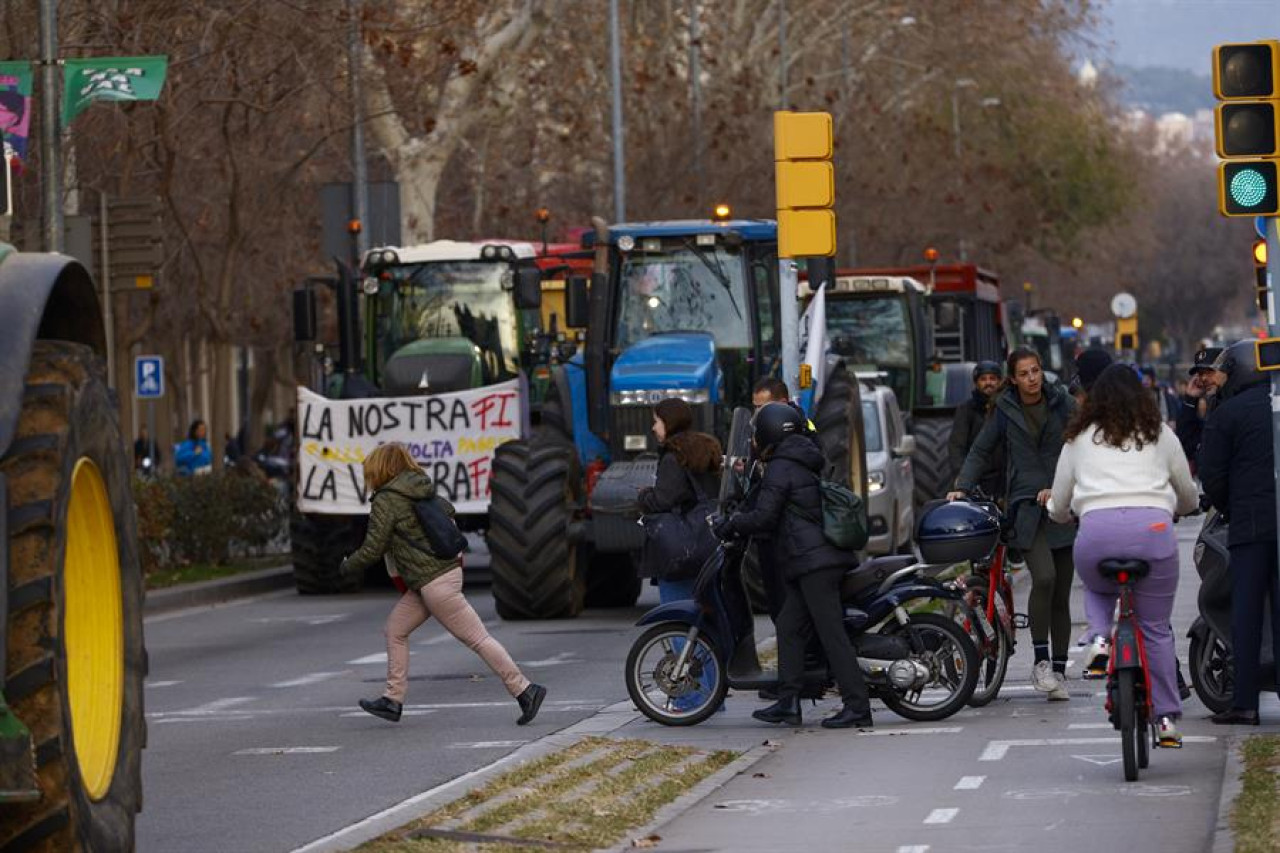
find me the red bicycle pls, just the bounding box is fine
[1100,557,1156,782]
[956,497,1025,707]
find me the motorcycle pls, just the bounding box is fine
[1187,509,1276,713]
[623,539,981,726]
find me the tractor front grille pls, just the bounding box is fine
[610,403,713,456]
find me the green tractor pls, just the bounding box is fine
[290,239,589,593]
[0,246,146,849]
[819,262,1008,505]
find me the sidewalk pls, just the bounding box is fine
[143,564,294,615]
[626,520,1275,853]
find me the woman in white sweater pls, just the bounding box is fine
[1047,364,1199,747]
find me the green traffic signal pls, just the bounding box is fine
[1220,160,1279,216]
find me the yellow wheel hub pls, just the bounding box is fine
[64,458,123,801]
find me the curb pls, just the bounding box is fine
[1212,734,1244,853]
[143,565,294,615]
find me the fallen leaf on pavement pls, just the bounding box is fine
[631,834,662,848]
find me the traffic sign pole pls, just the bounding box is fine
[1268,217,1280,586]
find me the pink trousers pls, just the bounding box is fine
[383,568,530,703]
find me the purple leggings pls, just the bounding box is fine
[1073,507,1181,718]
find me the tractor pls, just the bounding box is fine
[817,262,1007,506]
[0,246,146,849]
[289,239,590,593]
[486,217,869,620]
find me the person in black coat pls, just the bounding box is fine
[637,397,723,602]
[1175,346,1222,469]
[948,361,1004,498]
[713,403,871,729]
[1198,341,1280,725]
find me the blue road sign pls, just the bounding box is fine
[135,355,164,399]
[1257,216,1270,240]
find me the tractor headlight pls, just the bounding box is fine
[868,470,886,493]
[617,235,635,252]
[609,388,710,406]
[361,276,380,295]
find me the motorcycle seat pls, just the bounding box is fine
[841,555,917,602]
[1098,558,1150,581]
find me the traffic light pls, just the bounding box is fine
[1116,316,1138,352]
[1214,41,1280,216]
[1255,238,1269,312]
[774,111,835,258]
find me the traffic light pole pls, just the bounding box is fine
[1269,217,1280,582]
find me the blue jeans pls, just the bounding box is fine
[657,579,722,712]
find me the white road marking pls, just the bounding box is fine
[146,680,183,688]
[346,652,391,665]
[1073,755,1122,766]
[1067,722,1114,729]
[270,671,349,688]
[981,735,1217,761]
[154,715,256,725]
[518,652,581,668]
[340,709,438,718]
[449,740,527,749]
[234,746,342,755]
[954,776,985,790]
[250,614,349,626]
[923,808,958,824]
[856,727,963,737]
[898,847,930,853]
[167,697,255,716]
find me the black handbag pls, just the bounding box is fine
[408,496,468,559]
[641,469,719,582]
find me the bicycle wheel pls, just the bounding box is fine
[1138,712,1150,769]
[1117,669,1139,782]
[968,619,1011,708]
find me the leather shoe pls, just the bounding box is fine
[358,696,402,723]
[757,686,778,701]
[752,696,801,726]
[1211,708,1260,726]
[820,705,873,729]
[516,684,546,725]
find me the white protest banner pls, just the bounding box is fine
[296,380,521,515]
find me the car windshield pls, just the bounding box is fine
[375,261,519,377]
[827,295,913,409]
[615,244,750,349]
[861,399,883,452]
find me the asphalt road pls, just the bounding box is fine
[136,581,662,853]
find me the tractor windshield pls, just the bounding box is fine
[375,261,520,379]
[614,244,750,349]
[826,295,913,410]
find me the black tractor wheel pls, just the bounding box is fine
[911,415,954,507]
[0,342,145,851]
[814,365,869,495]
[289,509,366,594]
[538,386,573,446]
[583,548,643,609]
[487,440,585,619]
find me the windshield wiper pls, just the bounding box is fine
[681,239,742,319]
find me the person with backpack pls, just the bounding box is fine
[637,397,724,603]
[712,402,872,729]
[341,442,545,726]
[949,347,1077,701]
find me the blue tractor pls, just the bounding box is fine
[486,217,869,619]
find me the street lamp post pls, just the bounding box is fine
[951,80,1000,263]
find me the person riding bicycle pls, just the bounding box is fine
[1046,364,1198,747]
[712,402,873,729]
[949,347,1077,701]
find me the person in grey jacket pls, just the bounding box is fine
[949,347,1077,700]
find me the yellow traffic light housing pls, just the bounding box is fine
[1255,238,1270,312]
[1215,41,1280,216]
[774,111,836,258]
[1255,238,1269,265]
[1214,41,1280,99]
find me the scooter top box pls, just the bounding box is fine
[916,501,999,565]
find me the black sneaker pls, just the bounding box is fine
[517,684,546,725]
[358,696,403,723]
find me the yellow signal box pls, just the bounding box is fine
[774,111,836,258]
[1214,41,1280,216]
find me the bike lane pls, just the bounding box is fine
[632,519,1279,853]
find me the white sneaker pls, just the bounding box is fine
[1031,660,1056,692]
[1156,716,1183,748]
[1083,636,1110,679]
[1047,678,1070,702]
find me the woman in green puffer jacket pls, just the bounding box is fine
[342,442,546,725]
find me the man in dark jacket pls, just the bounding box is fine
[1176,346,1223,467]
[949,361,1004,498]
[1198,341,1280,725]
[715,403,870,729]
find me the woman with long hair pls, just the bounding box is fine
[1047,364,1198,746]
[950,347,1077,700]
[342,443,545,725]
[174,419,213,476]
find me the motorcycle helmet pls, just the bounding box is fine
[972,360,1002,382]
[916,501,999,565]
[1212,339,1264,400]
[752,401,804,452]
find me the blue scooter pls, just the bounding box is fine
[623,539,981,726]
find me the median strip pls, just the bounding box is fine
[356,736,736,852]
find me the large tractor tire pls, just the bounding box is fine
[583,548,642,609]
[487,440,585,619]
[0,342,145,851]
[814,365,869,496]
[289,510,366,594]
[911,415,954,507]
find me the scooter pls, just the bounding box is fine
[623,539,981,726]
[1186,508,1276,713]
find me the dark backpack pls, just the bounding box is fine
[401,496,468,559]
[788,479,869,551]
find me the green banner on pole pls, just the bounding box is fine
[62,56,168,123]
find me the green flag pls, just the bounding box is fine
[62,56,168,123]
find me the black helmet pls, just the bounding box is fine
[972,360,1002,382]
[752,402,804,451]
[1213,339,1264,400]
